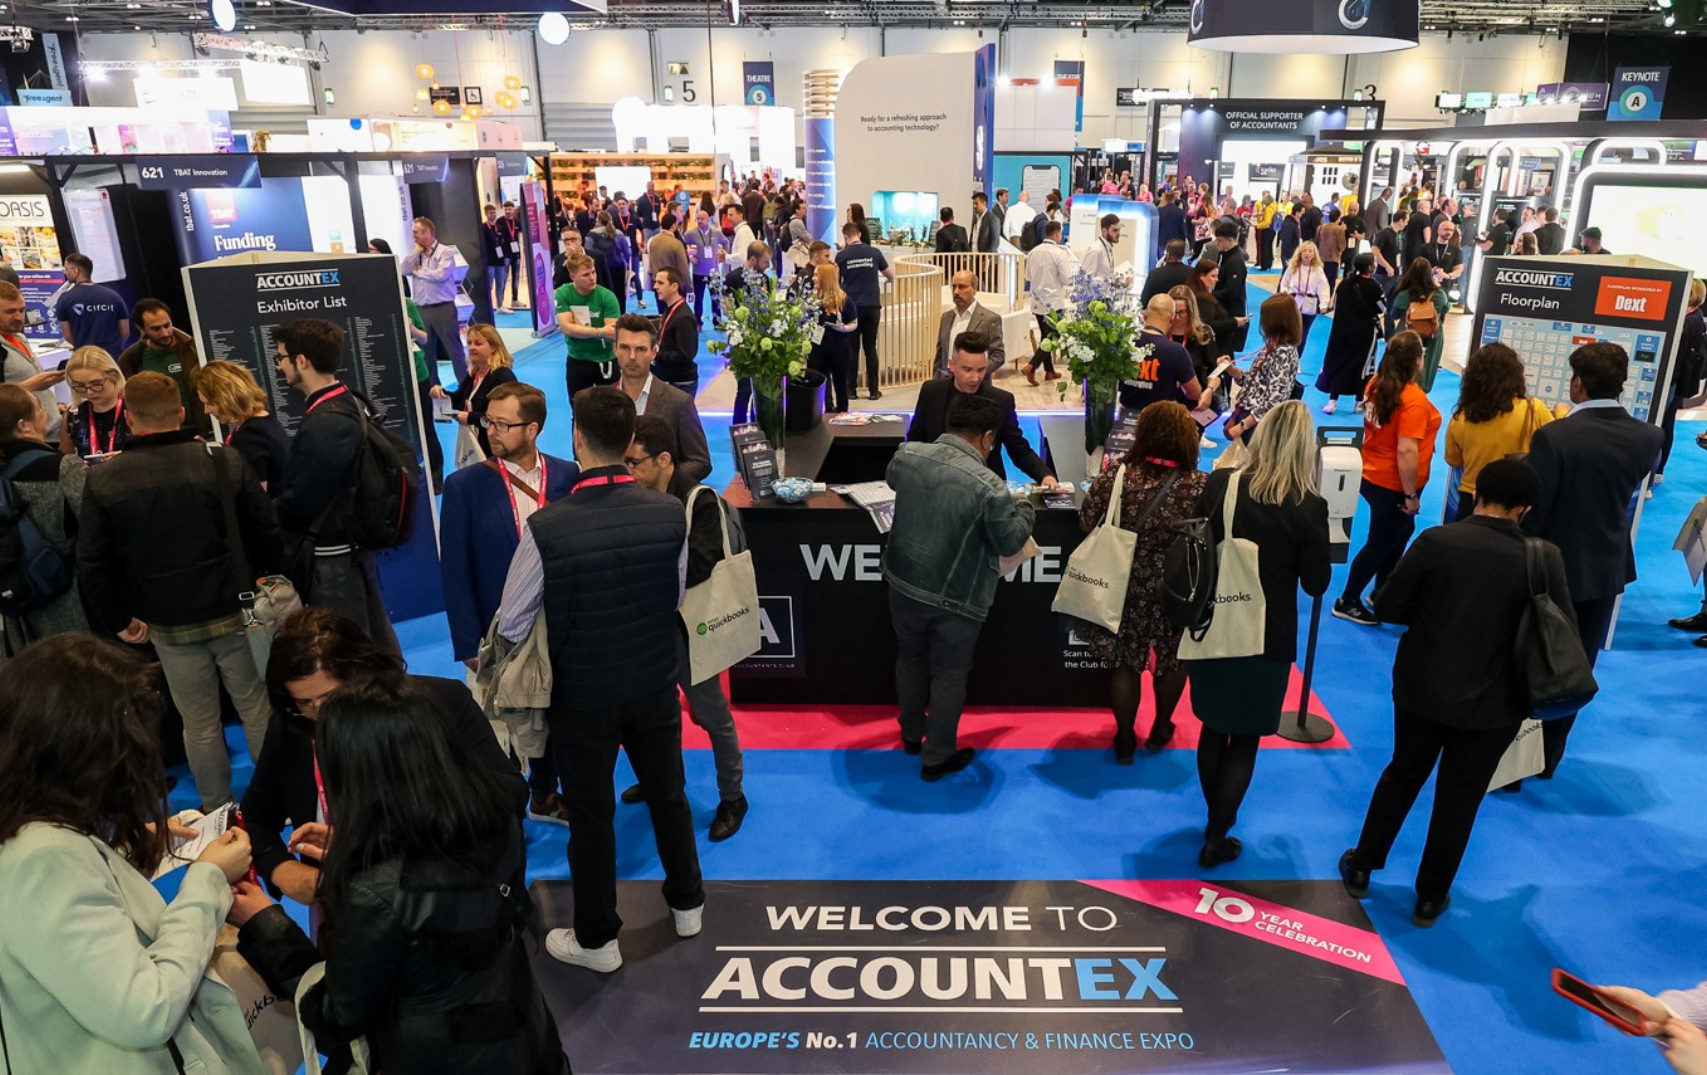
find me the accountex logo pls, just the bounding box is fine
[256,270,341,292]
[1493,267,1573,290]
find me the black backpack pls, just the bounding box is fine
[344,405,421,550]
[1161,516,1218,640]
[0,449,75,616]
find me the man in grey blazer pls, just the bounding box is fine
[935,270,1006,378]
[613,313,712,484]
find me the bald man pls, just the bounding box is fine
[1121,294,1203,413]
[934,270,1007,378]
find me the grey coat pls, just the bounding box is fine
[1,443,88,656]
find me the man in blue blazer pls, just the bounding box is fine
[440,381,579,820]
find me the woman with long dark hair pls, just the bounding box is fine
[1333,332,1441,626]
[1316,252,1387,414]
[1389,256,1451,391]
[0,384,89,654]
[1445,343,1552,520]
[0,635,264,1073]
[1186,256,1238,357]
[233,675,568,1073]
[1075,402,1207,761]
[585,210,630,315]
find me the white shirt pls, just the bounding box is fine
[501,455,548,528]
[1515,218,1542,237]
[631,374,654,415]
[1004,201,1038,240]
[1026,241,1077,314]
[950,303,976,347]
[1081,238,1116,282]
[732,223,758,259]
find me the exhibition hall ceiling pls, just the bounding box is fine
[18,0,1690,38]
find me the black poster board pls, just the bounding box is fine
[181,251,445,621]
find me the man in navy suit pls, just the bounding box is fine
[439,381,579,820]
[1524,342,1664,781]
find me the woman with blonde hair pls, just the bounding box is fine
[1280,240,1332,351]
[58,346,130,458]
[1185,399,1331,866]
[194,360,290,493]
[809,262,859,412]
[431,322,517,458]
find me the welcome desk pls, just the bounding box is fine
[724,419,1103,707]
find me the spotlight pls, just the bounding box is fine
[1664,12,1676,24]
[538,11,570,44]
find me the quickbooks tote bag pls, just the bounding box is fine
[679,486,761,684]
[1052,466,1162,634]
[1178,473,1267,660]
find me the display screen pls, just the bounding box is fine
[1435,92,1463,110]
[1464,91,1494,109]
[1585,183,1707,279]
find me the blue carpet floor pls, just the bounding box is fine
[172,296,1706,1074]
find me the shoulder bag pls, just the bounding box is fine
[208,446,301,677]
[1178,473,1267,660]
[1516,536,1599,720]
[1052,466,1176,634]
[1505,397,1542,462]
[679,486,761,684]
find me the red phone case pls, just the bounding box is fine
[1552,970,1648,1036]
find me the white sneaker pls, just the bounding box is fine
[1200,436,1216,449]
[1322,399,1337,414]
[545,929,622,972]
[1654,472,1665,485]
[672,905,704,938]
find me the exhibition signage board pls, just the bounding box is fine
[1472,255,1692,423]
[400,154,451,183]
[180,252,444,620]
[743,62,776,106]
[805,118,837,245]
[520,180,555,335]
[532,879,1448,1074]
[172,180,315,264]
[1188,0,1418,52]
[1052,61,1084,133]
[135,155,261,191]
[1536,82,1609,110]
[973,46,996,199]
[1610,68,1669,122]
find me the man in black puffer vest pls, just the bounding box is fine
[495,385,703,975]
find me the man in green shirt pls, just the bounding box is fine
[555,253,620,406]
[117,298,207,434]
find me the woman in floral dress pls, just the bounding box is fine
[1076,401,1208,763]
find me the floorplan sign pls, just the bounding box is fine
[531,879,1448,1073]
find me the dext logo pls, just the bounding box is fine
[1594,277,1671,322]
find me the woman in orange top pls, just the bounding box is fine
[1333,332,1442,627]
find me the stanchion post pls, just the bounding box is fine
[1276,592,1335,743]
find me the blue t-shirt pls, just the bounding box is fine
[834,243,889,309]
[55,282,129,358]
[1119,328,1199,413]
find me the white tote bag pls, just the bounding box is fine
[1178,473,1267,660]
[679,487,762,685]
[294,963,372,1075]
[453,422,487,470]
[210,924,304,1075]
[1052,465,1141,634]
[1487,718,1545,791]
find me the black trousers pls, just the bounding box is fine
[692,273,722,322]
[417,382,444,492]
[1541,594,1617,777]
[1659,385,1682,475]
[890,589,984,767]
[1343,480,1416,604]
[566,356,618,410]
[1256,231,1275,271]
[855,307,883,392]
[1351,708,1521,902]
[552,686,705,949]
[1031,315,1057,374]
[1323,262,1340,292]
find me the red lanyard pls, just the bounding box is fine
[661,300,685,337]
[467,369,489,401]
[572,473,635,493]
[500,458,548,538]
[305,385,349,414]
[223,417,243,447]
[89,399,123,454]
[312,748,329,825]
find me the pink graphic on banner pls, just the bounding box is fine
[1085,879,1407,985]
[521,181,555,335]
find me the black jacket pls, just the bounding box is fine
[238,823,566,1075]
[1200,469,1331,663]
[969,211,999,253]
[1278,216,1302,264]
[1139,260,1193,306]
[935,222,970,254]
[1213,243,1249,318]
[241,675,528,887]
[652,299,701,384]
[77,431,282,633]
[1155,205,1190,256]
[1375,516,1573,729]
[452,366,519,457]
[906,378,1051,483]
[275,382,366,547]
[1193,291,1240,360]
[1535,222,1566,256]
[530,466,687,709]
[1525,405,1663,603]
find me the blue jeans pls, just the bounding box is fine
[490,262,511,307]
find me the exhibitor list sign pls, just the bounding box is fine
[533,880,1447,1073]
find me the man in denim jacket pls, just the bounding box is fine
[883,394,1037,781]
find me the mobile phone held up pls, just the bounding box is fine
[1552,969,1649,1036]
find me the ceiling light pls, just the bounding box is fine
[66,14,78,20]
[1589,15,1604,20]
[1676,27,1688,32]
[538,11,570,44]
[1664,13,1676,24]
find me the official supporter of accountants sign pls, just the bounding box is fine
[1187,0,1418,52]
[534,879,1450,1073]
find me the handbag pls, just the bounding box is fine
[453,421,487,470]
[1052,466,1176,634]
[209,446,302,676]
[210,924,305,1075]
[1515,536,1598,720]
[1505,396,1541,462]
[679,486,761,684]
[1178,473,1267,660]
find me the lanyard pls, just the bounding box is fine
[572,472,635,493]
[661,299,686,338]
[91,399,123,454]
[467,368,489,401]
[312,747,329,825]
[305,385,349,414]
[500,457,548,538]
[222,417,245,447]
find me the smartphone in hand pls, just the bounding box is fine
[1553,969,1650,1036]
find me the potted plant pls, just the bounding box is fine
[1038,269,1143,454]
[708,276,820,452]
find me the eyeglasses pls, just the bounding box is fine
[623,453,656,470]
[479,415,531,433]
[69,378,111,392]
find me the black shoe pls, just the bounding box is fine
[709,796,748,842]
[921,748,975,781]
[1332,598,1380,627]
[1144,722,1175,754]
[1499,779,1524,792]
[1411,896,1451,928]
[901,738,923,756]
[1198,836,1242,868]
[619,784,646,805]
[1696,635,1707,650]
[1338,849,1370,898]
[1669,611,1707,631]
[1113,728,1137,764]
[868,389,882,401]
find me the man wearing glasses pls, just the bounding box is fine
[439,381,579,824]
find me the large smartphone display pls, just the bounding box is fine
[1583,183,1707,278]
